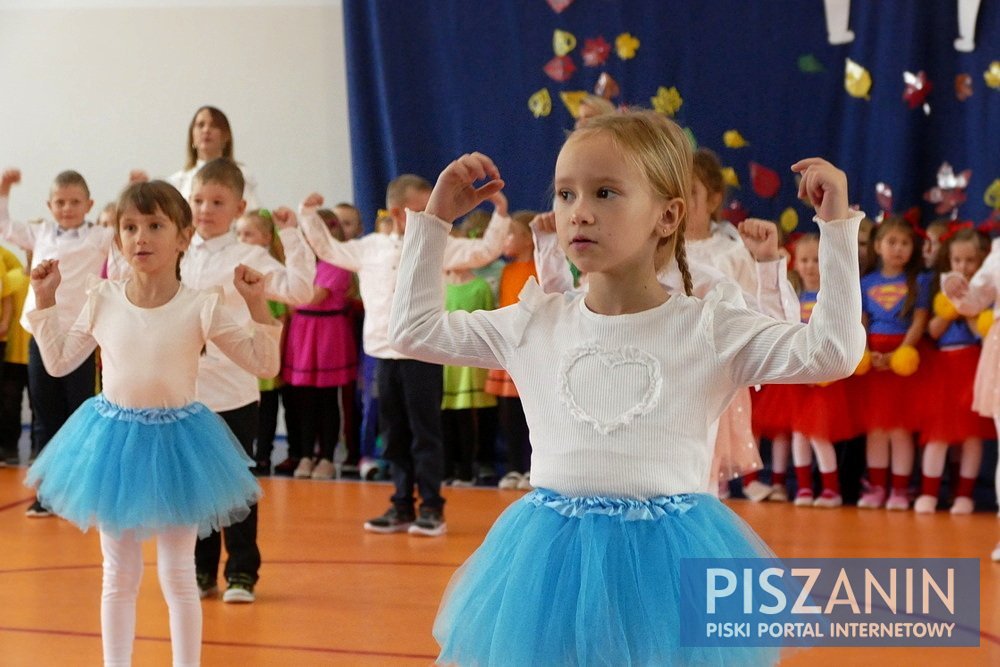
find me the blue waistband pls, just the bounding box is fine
[525,488,709,521]
[92,394,209,424]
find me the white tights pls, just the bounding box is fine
[99,526,201,667]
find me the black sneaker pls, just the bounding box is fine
[251,460,271,477]
[223,573,256,603]
[363,506,416,534]
[25,499,52,518]
[408,506,447,537]
[196,572,219,599]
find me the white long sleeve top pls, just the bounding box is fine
[181,228,315,411]
[0,195,115,333]
[944,237,1000,317]
[26,280,281,409]
[390,211,865,499]
[298,206,511,359]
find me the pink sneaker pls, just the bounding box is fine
[857,484,886,509]
[885,489,910,511]
[812,489,842,508]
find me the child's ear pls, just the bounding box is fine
[237,199,247,218]
[657,197,685,238]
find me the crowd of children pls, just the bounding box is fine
[1,103,998,665]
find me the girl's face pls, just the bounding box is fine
[922,230,942,268]
[234,218,271,248]
[554,132,679,277]
[949,239,983,280]
[874,228,913,272]
[502,223,534,258]
[118,204,191,276]
[191,108,228,161]
[794,239,821,290]
[688,177,720,234]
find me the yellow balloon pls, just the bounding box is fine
[854,349,872,376]
[553,29,577,57]
[779,207,799,233]
[559,91,588,118]
[528,89,552,118]
[978,310,994,337]
[845,58,873,99]
[723,130,748,148]
[933,292,960,320]
[889,345,919,377]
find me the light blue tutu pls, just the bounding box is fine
[434,488,780,667]
[25,395,261,540]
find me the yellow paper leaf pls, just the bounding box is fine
[985,178,1000,209]
[845,58,872,99]
[723,130,748,148]
[984,61,1000,89]
[559,91,589,118]
[780,207,799,233]
[650,86,683,117]
[721,167,740,188]
[615,33,640,60]
[553,29,577,57]
[528,88,552,118]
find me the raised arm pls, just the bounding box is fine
[942,244,1000,316]
[205,265,283,378]
[24,260,99,376]
[243,206,316,306]
[297,195,365,273]
[0,169,39,251]
[442,204,511,271]
[531,212,577,294]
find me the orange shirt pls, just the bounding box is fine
[499,260,537,307]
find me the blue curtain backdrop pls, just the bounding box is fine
[343,0,999,232]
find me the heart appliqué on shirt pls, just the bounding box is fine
[558,343,662,435]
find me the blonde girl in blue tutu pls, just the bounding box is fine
[25,180,281,667]
[388,110,866,666]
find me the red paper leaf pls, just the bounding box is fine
[543,55,577,82]
[546,0,574,13]
[582,36,611,67]
[750,162,780,198]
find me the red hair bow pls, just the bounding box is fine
[938,221,974,244]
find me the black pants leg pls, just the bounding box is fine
[499,397,531,474]
[195,402,261,584]
[256,388,280,464]
[378,359,445,512]
[28,340,96,453]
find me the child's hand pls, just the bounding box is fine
[791,158,849,222]
[739,218,780,262]
[530,211,556,234]
[425,153,505,224]
[301,193,323,210]
[272,207,297,229]
[940,271,969,302]
[1,169,22,197]
[128,169,149,185]
[233,263,266,301]
[870,350,889,370]
[489,191,509,218]
[30,259,60,307]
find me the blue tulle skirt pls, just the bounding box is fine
[25,395,261,540]
[434,488,780,667]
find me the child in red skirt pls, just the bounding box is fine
[858,217,932,510]
[789,234,862,507]
[918,227,995,513]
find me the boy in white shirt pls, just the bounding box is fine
[0,168,113,517]
[182,158,315,603]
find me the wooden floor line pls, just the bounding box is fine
[0,625,438,659]
[0,558,465,577]
[0,495,34,513]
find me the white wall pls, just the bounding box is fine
[0,0,353,226]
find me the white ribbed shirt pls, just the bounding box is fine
[390,211,865,499]
[0,195,115,334]
[181,228,315,411]
[298,206,511,359]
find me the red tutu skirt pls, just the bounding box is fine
[750,384,798,439]
[793,379,861,442]
[920,345,996,444]
[860,334,925,431]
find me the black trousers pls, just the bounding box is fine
[28,339,95,453]
[195,401,261,583]
[376,358,445,511]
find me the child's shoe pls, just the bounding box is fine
[950,496,974,515]
[293,457,315,479]
[196,572,218,600]
[222,573,255,603]
[857,484,886,509]
[364,506,416,534]
[359,457,382,481]
[885,489,910,511]
[767,485,788,502]
[516,472,533,490]
[812,489,842,508]
[273,457,298,477]
[913,494,937,514]
[311,458,336,480]
[743,480,773,503]
[450,478,475,487]
[408,506,446,537]
[498,471,523,490]
[793,489,814,507]
[25,499,52,518]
